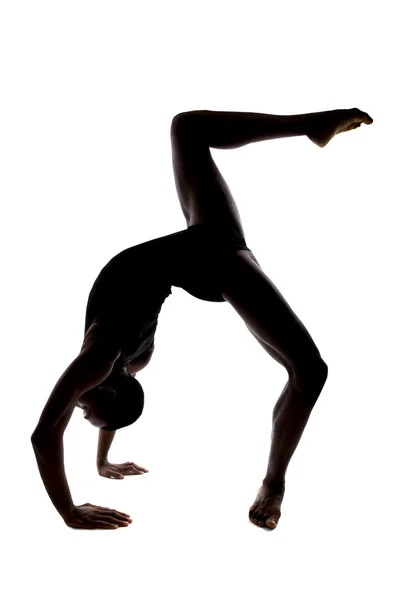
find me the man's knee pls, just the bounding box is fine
[171,112,194,140]
[171,111,208,146]
[292,353,328,394]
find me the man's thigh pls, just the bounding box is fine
[219,251,320,368]
[171,116,246,235]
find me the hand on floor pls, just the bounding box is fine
[98,460,149,479]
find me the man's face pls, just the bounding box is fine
[77,386,117,429]
[82,406,108,429]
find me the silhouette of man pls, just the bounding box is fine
[31,108,372,530]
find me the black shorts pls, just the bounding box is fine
[188,222,250,254]
[170,222,251,302]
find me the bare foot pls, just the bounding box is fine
[307,108,373,148]
[249,481,285,530]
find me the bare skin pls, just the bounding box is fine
[170,107,372,529]
[307,109,373,147]
[97,429,148,479]
[31,325,132,529]
[31,322,154,529]
[245,109,372,528]
[32,108,372,530]
[93,343,154,478]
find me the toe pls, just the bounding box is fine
[355,109,373,124]
[265,514,280,529]
[250,512,264,527]
[257,520,266,527]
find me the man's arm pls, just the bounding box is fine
[31,323,121,522]
[97,429,116,468]
[96,429,149,479]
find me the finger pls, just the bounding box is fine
[92,505,131,518]
[362,112,373,124]
[90,519,120,529]
[103,509,132,520]
[121,466,145,475]
[112,464,142,475]
[70,518,118,530]
[132,463,149,472]
[104,509,131,518]
[119,462,148,472]
[96,514,131,526]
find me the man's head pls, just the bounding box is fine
[77,372,144,431]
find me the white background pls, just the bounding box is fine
[1,1,399,598]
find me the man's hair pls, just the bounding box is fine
[100,373,145,431]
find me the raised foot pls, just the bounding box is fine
[307,108,373,148]
[249,481,285,530]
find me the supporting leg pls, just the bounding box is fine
[220,251,328,529]
[252,363,327,529]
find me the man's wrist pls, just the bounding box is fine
[60,503,76,523]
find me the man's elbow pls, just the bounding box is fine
[31,428,59,448]
[31,429,46,447]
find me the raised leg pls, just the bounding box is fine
[220,250,328,529]
[170,108,372,229]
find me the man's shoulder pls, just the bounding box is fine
[81,321,121,360]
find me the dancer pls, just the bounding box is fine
[31,108,373,530]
